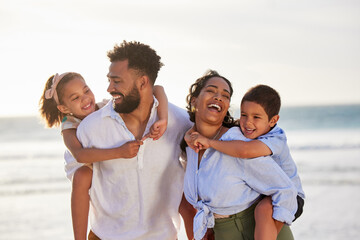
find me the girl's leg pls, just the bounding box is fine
[71,166,92,240]
[254,196,284,240]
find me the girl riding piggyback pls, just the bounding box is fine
[39,72,168,240]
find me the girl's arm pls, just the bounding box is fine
[62,129,143,163]
[144,85,168,140]
[190,131,272,158]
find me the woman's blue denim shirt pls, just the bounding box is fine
[184,127,298,240]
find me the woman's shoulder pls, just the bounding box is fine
[220,126,246,141]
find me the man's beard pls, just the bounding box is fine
[113,85,141,114]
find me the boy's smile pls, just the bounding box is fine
[240,101,277,139]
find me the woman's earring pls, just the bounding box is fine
[191,105,196,113]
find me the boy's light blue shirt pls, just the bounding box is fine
[184,127,298,240]
[256,125,305,199]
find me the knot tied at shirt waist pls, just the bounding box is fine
[193,200,214,240]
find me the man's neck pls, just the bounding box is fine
[120,96,154,140]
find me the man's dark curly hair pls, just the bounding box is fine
[107,40,164,85]
[185,70,235,128]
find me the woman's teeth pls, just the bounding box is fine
[208,103,221,112]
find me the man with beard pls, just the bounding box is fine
[75,41,196,240]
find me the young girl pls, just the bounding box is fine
[39,72,168,240]
[185,84,304,240]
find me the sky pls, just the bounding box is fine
[1,0,359,117]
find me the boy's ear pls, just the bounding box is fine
[57,104,71,114]
[269,115,279,127]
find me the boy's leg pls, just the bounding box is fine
[254,196,284,240]
[71,165,92,240]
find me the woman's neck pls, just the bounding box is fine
[195,122,223,140]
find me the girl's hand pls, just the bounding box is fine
[118,140,143,158]
[144,119,167,141]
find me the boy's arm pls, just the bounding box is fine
[145,85,168,140]
[208,138,272,158]
[62,129,143,163]
[192,132,272,158]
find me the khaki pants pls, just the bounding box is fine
[213,202,294,240]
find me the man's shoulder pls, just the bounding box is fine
[168,102,188,119]
[78,106,108,130]
[167,102,192,130]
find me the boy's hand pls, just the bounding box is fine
[184,127,197,151]
[184,127,207,153]
[143,119,167,141]
[119,140,143,158]
[191,132,211,151]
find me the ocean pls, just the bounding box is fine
[1,104,360,239]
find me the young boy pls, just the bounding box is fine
[185,84,305,240]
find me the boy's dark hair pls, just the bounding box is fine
[241,84,281,120]
[107,40,164,85]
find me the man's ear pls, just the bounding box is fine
[57,104,71,114]
[139,75,150,90]
[269,115,279,127]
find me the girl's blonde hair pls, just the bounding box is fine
[39,72,84,128]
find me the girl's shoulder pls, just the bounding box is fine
[61,115,82,131]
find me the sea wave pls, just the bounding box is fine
[0,177,69,196]
[290,143,360,151]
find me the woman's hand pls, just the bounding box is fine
[202,228,215,240]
